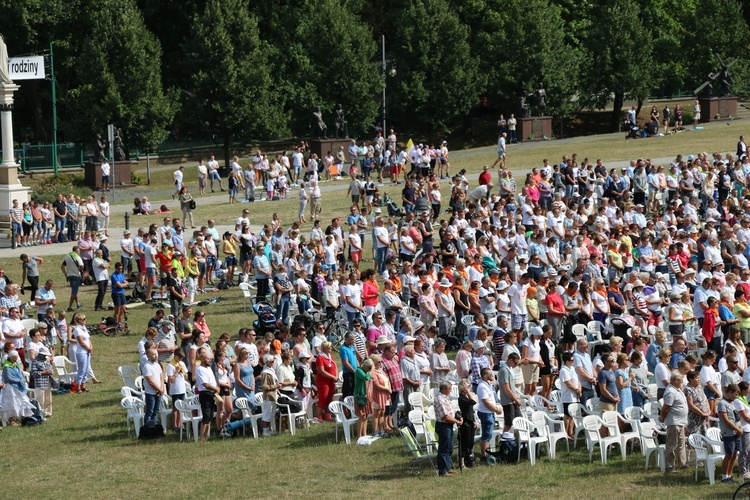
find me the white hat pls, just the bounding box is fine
[529,326,543,336]
[376,335,391,345]
[472,340,486,351]
[402,335,416,343]
[37,346,50,357]
[497,281,510,291]
[412,320,425,332]
[633,279,645,288]
[374,208,382,214]
[439,278,452,287]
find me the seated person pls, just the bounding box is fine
[139,197,153,215]
[644,119,658,137]
[132,197,143,215]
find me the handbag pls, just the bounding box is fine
[213,393,223,405]
[189,199,196,210]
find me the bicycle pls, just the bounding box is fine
[734,480,750,499]
[304,307,348,351]
[89,318,130,337]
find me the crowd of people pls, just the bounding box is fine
[7,127,750,483]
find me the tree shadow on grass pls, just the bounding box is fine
[354,462,435,481]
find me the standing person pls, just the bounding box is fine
[499,353,523,433]
[434,380,463,476]
[692,100,701,129]
[30,346,54,417]
[97,195,110,237]
[298,181,309,224]
[559,352,581,438]
[733,382,750,479]
[574,338,596,405]
[507,114,518,144]
[110,262,128,324]
[252,244,272,300]
[142,347,165,428]
[260,353,281,437]
[166,267,184,318]
[491,133,507,169]
[120,229,134,276]
[660,371,689,474]
[197,159,208,195]
[340,333,358,400]
[179,186,195,229]
[19,253,42,304]
[315,341,338,422]
[92,249,110,312]
[195,351,219,441]
[34,279,56,324]
[207,155,224,192]
[72,313,92,394]
[53,193,68,243]
[100,159,110,192]
[61,246,84,312]
[354,358,373,438]
[718,384,743,483]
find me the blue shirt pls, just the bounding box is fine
[646,342,660,373]
[111,271,126,295]
[574,350,594,389]
[340,344,358,374]
[670,351,686,369]
[597,368,618,403]
[252,255,271,280]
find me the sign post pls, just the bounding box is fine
[49,43,58,173]
[108,124,116,203]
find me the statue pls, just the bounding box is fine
[334,104,348,139]
[535,83,547,117]
[517,91,531,119]
[94,134,106,162]
[0,34,13,85]
[312,106,327,138]
[113,128,126,161]
[694,52,738,97]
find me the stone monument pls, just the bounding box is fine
[517,84,553,142]
[695,53,739,123]
[334,104,348,139]
[0,35,31,247]
[312,106,328,139]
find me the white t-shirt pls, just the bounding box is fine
[479,287,497,315]
[195,365,217,392]
[655,362,672,389]
[198,163,207,176]
[508,282,527,315]
[142,360,164,395]
[174,169,184,184]
[348,233,362,251]
[559,365,580,403]
[99,201,109,218]
[167,362,187,395]
[344,283,362,313]
[2,318,25,349]
[145,245,157,269]
[101,162,111,176]
[373,226,389,249]
[477,380,496,414]
[121,238,134,257]
[93,257,109,282]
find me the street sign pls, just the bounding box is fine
[7,56,46,80]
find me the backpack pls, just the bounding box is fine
[132,284,147,301]
[493,438,520,463]
[139,422,165,440]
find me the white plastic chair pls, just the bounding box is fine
[277,396,309,436]
[409,409,428,444]
[532,410,569,459]
[602,410,638,453]
[513,416,549,465]
[118,365,140,390]
[235,396,264,438]
[567,402,587,448]
[638,421,665,472]
[408,391,432,413]
[53,356,77,385]
[121,396,145,438]
[582,414,625,464]
[174,398,203,443]
[329,400,358,444]
[688,432,724,485]
[583,398,601,416]
[159,394,173,430]
[239,283,253,311]
[120,386,144,400]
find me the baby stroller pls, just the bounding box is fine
[252,300,278,335]
[387,200,405,219]
[625,122,641,140]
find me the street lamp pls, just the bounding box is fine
[381,35,396,135]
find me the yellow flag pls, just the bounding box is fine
[405,138,414,155]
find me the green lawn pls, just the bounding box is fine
[7,123,750,497]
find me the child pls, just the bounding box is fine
[277,173,288,200]
[266,176,275,201]
[388,217,398,254]
[718,384,743,483]
[167,349,188,433]
[296,352,314,421]
[57,310,68,358]
[30,346,54,417]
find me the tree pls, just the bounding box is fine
[581,0,654,131]
[183,0,287,167]
[253,0,380,138]
[382,0,483,135]
[59,0,176,151]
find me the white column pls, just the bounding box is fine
[0,82,20,169]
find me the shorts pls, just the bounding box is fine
[199,392,215,424]
[600,401,617,413]
[138,257,146,273]
[497,151,505,159]
[521,364,540,384]
[225,255,237,268]
[102,175,110,184]
[351,250,362,264]
[209,170,221,181]
[207,254,216,267]
[563,402,573,417]
[355,403,370,418]
[171,393,185,405]
[724,435,742,456]
[511,313,526,331]
[146,267,157,278]
[502,403,521,428]
[478,411,495,442]
[112,293,127,306]
[694,113,701,121]
[68,276,82,296]
[11,221,21,235]
[439,157,448,165]
[704,386,718,400]
[352,195,360,205]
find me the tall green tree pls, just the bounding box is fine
[581,0,654,131]
[183,0,287,167]
[254,0,380,137]
[60,0,176,151]
[382,0,482,135]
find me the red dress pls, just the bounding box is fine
[315,353,338,410]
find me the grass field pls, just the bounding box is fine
[6,123,750,498]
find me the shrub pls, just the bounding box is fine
[31,174,92,203]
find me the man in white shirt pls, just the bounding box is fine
[173,166,185,199]
[99,195,110,237]
[292,147,305,185]
[235,209,251,232]
[120,229,134,275]
[100,160,111,192]
[508,274,530,342]
[197,159,208,195]
[2,307,27,363]
[373,217,390,276]
[142,347,165,427]
[207,155,224,192]
[479,277,498,321]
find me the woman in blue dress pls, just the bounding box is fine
[615,352,633,414]
[233,348,257,409]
